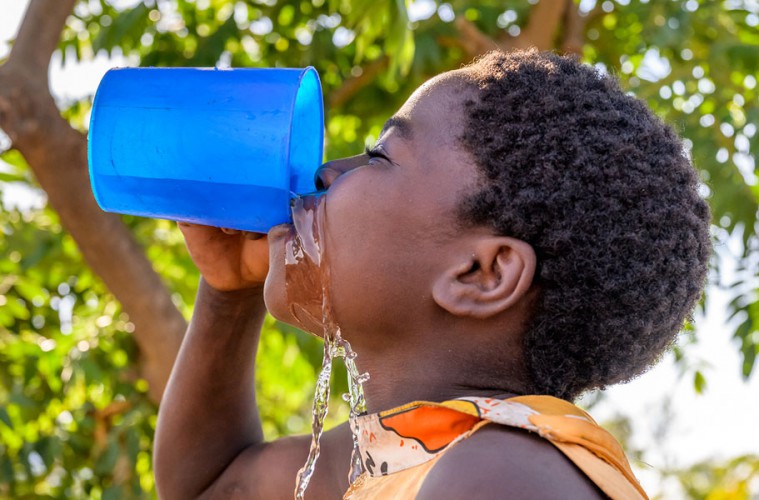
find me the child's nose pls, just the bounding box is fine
[314,153,370,190]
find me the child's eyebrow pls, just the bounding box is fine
[380,116,413,141]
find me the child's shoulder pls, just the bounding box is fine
[417,423,606,499]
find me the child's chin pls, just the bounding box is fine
[283,307,327,338]
[262,276,286,319]
[285,318,325,338]
[263,284,325,338]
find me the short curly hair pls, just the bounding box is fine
[457,50,711,400]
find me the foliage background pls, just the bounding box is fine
[0,0,758,498]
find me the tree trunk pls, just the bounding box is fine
[0,0,185,404]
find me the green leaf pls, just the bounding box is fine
[0,173,26,183]
[0,455,13,484]
[102,485,122,500]
[94,439,120,476]
[126,427,140,464]
[0,149,29,171]
[0,407,12,429]
[693,370,707,394]
[34,436,61,470]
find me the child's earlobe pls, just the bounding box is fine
[432,237,536,319]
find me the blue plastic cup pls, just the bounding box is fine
[88,66,324,232]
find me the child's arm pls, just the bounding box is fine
[153,225,351,499]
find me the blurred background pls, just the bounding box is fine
[0,0,757,498]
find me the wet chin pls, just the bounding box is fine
[264,228,326,336]
[263,276,325,337]
[263,272,289,322]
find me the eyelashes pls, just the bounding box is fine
[364,144,392,163]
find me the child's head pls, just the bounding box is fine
[265,49,711,402]
[455,50,711,399]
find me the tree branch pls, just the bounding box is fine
[328,57,389,109]
[7,0,77,78]
[511,0,568,51]
[454,17,504,57]
[448,0,571,60]
[0,2,186,403]
[560,0,592,56]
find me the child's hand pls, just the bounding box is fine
[178,223,269,291]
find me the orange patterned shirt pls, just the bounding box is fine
[344,395,648,500]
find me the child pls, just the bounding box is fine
[153,50,711,499]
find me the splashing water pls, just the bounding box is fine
[286,194,369,500]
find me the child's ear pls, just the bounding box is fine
[432,237,536,319]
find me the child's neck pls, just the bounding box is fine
[357,349,524,413]
[343,311,532,414]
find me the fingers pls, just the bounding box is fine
[177,221,209,232]
[177,222,265,240]
[220,227,266,240]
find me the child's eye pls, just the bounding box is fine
[364,144,392,164]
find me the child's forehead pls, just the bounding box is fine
[400,72,470,114]
[390,81,472,150]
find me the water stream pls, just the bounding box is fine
[285,194,369,499]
